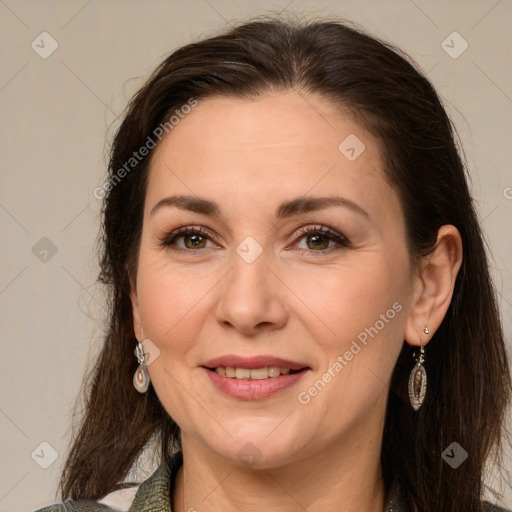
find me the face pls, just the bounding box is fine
[130,90,417,468]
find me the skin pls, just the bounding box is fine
[130,90,462,512]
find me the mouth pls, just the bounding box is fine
[201,356,310,400]
[204,366,307,380]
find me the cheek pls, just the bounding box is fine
[135,257,211,422]
[299,268,406,408]
[295,262,409,414]
[135,255,212,352]
[292,258,406,340]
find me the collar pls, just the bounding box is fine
[127,450,403,512]
[128,450,182,511]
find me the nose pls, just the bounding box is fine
[214,251,288,336]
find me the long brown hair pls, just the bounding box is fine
[60,15,511,511]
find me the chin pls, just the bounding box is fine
[206,433,307,470]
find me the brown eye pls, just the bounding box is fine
[304,233,331,251]
[161,226,217,252]
[293,225,350,254]
[182,233,207,249]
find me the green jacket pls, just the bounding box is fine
[35,450,510,511]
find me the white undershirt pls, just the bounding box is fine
[97,486,139,511]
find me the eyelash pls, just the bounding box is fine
[160,224,350,255]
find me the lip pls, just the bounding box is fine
[203,366,309,400]
[202,355,309,371]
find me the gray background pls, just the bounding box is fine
[1,1,511,510]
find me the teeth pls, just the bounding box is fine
[235,368,251,379]
[214,366,296,379]
[268,366,281,378]
[249,368,269,380]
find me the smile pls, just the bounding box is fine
[203,366,309,400]
[211,366,299,379]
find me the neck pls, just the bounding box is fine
[172,422,386,512]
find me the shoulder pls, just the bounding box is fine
[33,451,183,512]
[482,502,512,512]
[33,487,139,511]
[33,494,137,511]
[33,501,113,511]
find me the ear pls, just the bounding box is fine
[404,225,463,347]
[128,271,143,342]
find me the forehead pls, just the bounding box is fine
[145,91,402,226]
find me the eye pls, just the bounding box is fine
[291,225,350,254]
[161,226,218,252]
[160,224,350,254]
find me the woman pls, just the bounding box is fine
[37,15,512,512]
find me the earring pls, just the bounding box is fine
[408,344,427,411]
[133,341,150,393]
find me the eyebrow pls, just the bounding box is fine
[149,194,369,219]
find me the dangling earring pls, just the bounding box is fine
[408,325,429,411]
[133,341,150,393]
